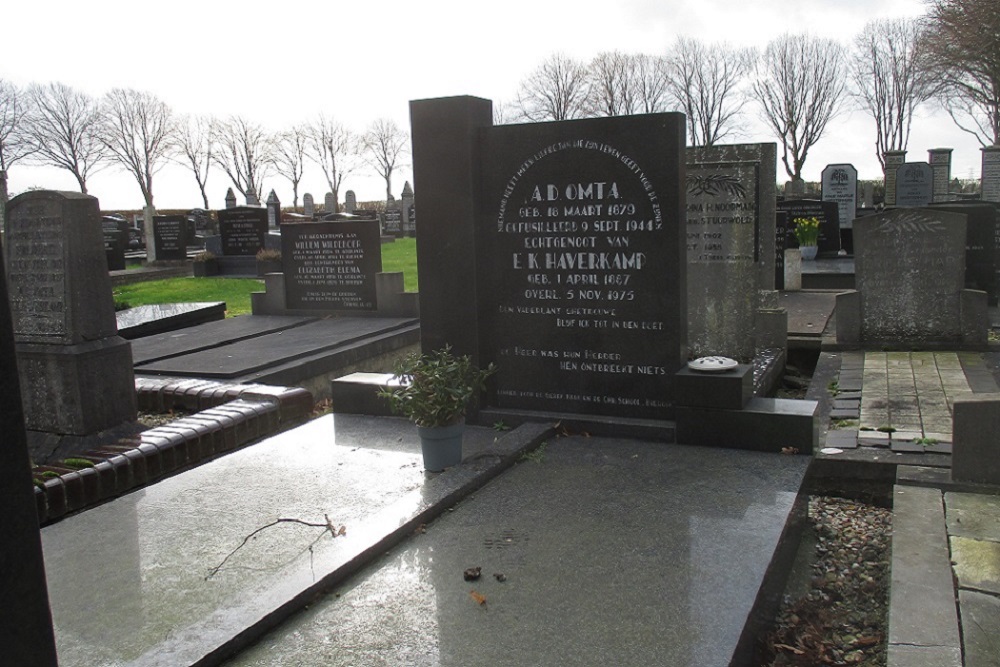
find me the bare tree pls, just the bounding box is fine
[666,37,753,146]
[272,125,308,208]
[99,88,174,209]
[852,18,936,169]
[493,100,518,125]
[923,0,1000,146]
[175,114,214,209]
[361,118,408,201]
[516,53,591,122]
[0,79,33,174]
[212,115,273,203]
[587,51,634,116]
[631,54,672,114]
[23,82,108,194]
[752,34,848,182]
[305,114,356,213]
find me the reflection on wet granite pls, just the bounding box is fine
[116,302,226,339]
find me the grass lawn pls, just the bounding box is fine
[114,238,418,317]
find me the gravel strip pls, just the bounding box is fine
[758,496,892,666]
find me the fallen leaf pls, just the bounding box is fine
[773,643,805,655]
[469,589,487,606]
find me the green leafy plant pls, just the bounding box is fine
[378,346,497,427]
[520,441,547,463]
[914,437,939,445]
[793,216,821,246]
[493,420,511,432]
[62,458,95,469]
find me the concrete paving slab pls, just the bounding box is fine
[221,437,810,667]
[946,493,1000,542]
[136,317,417,378]
[958,589,1000,667]
[950,536,1000,595]
[41,415,547,667]
[888,486,962,666]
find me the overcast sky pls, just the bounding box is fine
[2,0,985,211]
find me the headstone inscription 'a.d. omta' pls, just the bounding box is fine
[410,96,686,421]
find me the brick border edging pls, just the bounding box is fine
[34,378,313,525]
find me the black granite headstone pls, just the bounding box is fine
[383,209,402,236]
[152,215,188,261]
[930,202,1000,305]
[217,206,268,256]
[281,221,382,310]
[775,211,788,290]
[102,225,127,271]
[478,114,686,420]
[777,199,841,256]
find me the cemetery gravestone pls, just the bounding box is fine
[3,191,136,442]
[855,208,967,344]
[325,192,336,214]
[102,219,127,271]
[777,199,840,256]
[401,182,416,236]
[0,231,60,667]
[883,150,906,206]
[685,157,759,360]
[821,163,857,230]
[246,190,260,206]
[152,215,188,261]
[930,202,1000,305]
[344,190,357,214]
[225,188,237,209]
[266,189,281,227]
[471,109,686,420]
[281,221,382,310]
[383,208,402,236]
[775,211,788,290]
[895,162,934,208]
[982,147,1000,204]
[303,193,315,218]
[217,207,268,256]
[928,148,953,202]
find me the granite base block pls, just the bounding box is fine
[674,365,753,410]
[675,397,818,453]
[330,372,400,416]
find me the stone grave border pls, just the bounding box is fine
[32,378,312,525]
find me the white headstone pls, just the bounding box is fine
[821,163,858,229]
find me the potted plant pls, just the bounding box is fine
[256,248,282,276]
[793,216,821,260]
[192,250,218,277]
[379,346,497,471]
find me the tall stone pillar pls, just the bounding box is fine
[928,148,953,202]
[883,150,907,206]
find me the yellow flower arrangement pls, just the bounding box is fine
[793,217,820,246]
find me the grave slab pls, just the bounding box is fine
[222,436,809,667]
[115,302,226,340]
[958,589,1000,667]
[945,492,1000,542]
[136,317,417,378]
[950,536,1000,596]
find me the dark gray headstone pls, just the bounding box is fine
[775,212,788,290]
[895,162,934,208]
[281,221,382,310]
[344,190,357,214]
[383,208,402,236]
[152,215,188,261]
[821,163,858,229]
[217,206,268,256]
[883,150,906,206]
[685,158,759,360]
[102,220,127,271]
[982,147,1000,204]
[952,395,1000,485]
[224,187,237,209]
[266,189,280,227]
[245,190,260,206]
[324,192,336,213]
[855,208,967,344]
[3,191,136,441]
[0,231,59,667]
[303,193,315,218]
[929,202,1000,305]
[777,199,841,255]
